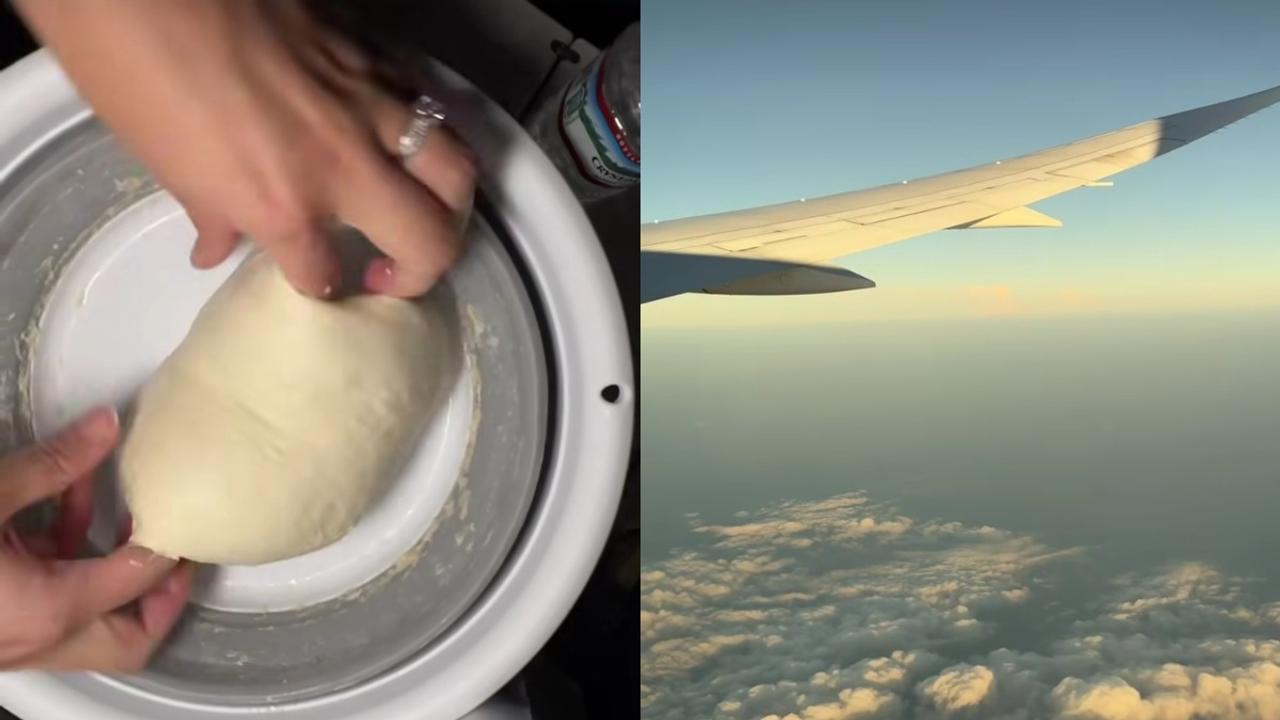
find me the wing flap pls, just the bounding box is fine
[641,251,874,302]
[705,264,875,296]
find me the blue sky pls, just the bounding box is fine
[642,0,1280,325]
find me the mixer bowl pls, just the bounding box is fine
[0,50,631,720]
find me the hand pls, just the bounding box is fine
[14,0,476,298]
[0,408,193,672]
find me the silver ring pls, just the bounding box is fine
[397,94,447,159]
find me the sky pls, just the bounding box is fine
[642,2,1280,718]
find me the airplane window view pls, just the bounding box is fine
[641,1,1280,718]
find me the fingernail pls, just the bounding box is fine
[71,407,118,442]
[306,266,342,300]
[190,240,216,269]
[125,550,153,568]
[323,262,344,297]
[122,542,174,566]
[363,258,395,294]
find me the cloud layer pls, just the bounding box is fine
[641,492,1280,719]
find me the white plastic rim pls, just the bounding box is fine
[27,190,474,613]
[0,50,633,720]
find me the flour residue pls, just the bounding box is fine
[324,301,485,606]
[15,179,159,438]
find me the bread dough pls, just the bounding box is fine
[120,253,441,565]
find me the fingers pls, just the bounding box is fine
[316,31,372,79]
[251,220,343,299]
[137,561,194,637]
[23,562,194,673]
[341,86,476,296]
[181,14,474,300]
[0,408,118,523]
[4,525,34,556]
[363,89,477,218]
[290,21,373,89]
[53,473,94,559]
[186,188,340,300]
[334,160,463,297]
[189,213,240,270]
[53,544,177,630]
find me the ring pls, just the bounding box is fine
[397,95,447,159]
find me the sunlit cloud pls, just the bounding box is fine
[641,492,1080,718]
[640,493,1280,719]
[917,663,995,714]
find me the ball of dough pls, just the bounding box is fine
[120,253,441,565]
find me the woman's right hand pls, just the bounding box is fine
[14,0,477,299]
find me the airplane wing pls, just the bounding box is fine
[641,83,1280,303]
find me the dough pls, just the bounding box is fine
[120,253,441,565]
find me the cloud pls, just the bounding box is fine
[641,492,1280,719]
[1094,563,1280,637]
[917,664,995,714]
[753,688,901,720]
[641,493,1078,718]
[859,652,928,690]
[645,634,754,680]
[641,609,699,642]
[1049,664,1280,720]
[793,687,900,719]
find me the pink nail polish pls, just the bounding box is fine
[364,258,395,294]
[73,406,119,441]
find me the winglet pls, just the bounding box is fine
[1154,82,1280,155]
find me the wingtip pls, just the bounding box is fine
[1153,80,1280,147]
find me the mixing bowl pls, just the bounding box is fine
[0,50,632,720]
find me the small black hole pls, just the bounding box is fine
[550,40,581,64]
[601,385,621,403]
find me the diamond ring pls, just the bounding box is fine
[397,95,447,159]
